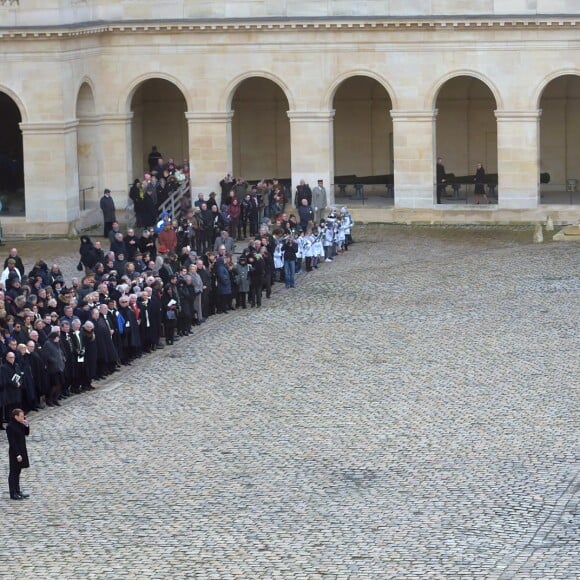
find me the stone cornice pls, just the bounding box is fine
[97,113,133,124]
[19,120,79,134]
[391,110,437,122]
[495,110,542,121]
[185,112,234,123]
[0,16,579,39]
[287,110,335,122]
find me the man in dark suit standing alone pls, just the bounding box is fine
[100,188,116,238]
[6,408,30,500]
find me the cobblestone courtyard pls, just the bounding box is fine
[1,227,578,578]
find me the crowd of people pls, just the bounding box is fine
[0,160,355,431]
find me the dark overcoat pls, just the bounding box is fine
[100,194,116,222]
[7,417,30,469]
[0,361,24,406]
[83,330,98,381]
[94,316,118,364]
[29,349,48,396]
[215,259,232,296]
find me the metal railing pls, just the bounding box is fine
[157,179,190,221]
[79,186,94,210]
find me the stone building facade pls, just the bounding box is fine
[0,1,579,234]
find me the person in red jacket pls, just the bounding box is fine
[157,223,177,253]
[229,198,242,240]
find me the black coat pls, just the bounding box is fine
[474,166,486,195]
[177,283,195,320]
[298,205,314,229]
[29,349,48,396]
[249,255,265,286]
[129,184,144,217]
[7,417,30,469]
[124,235,139,261]
[294,184,312,207]
[83,330,98,381]
[141,194,157,228]
[162,290,179,326]
[139,296,161,346]
[100,194,116,222]
[94,315,118,364]
[60,331,75,383]
[0,361,24,406]
[437,162,446,184]
[41,340,66,374]
[19,354,37,408]
[79,238,98,269]
[110,238,127,257]
[139,235,157,259]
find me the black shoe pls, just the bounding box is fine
[10,494,23,500]
[17,492,30,499]
[53,400,61,407]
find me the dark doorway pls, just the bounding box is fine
[0,92,24,215]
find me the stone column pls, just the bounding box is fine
[20,120,80,223]
[186,111,232,200]
[495,110,541,209]
[287,111,335,208]
[98,113,133,205]
[390,110,437,208]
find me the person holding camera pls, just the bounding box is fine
[283,234,298,289]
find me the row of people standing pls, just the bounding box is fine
[1,201,354,432]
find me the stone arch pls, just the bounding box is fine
[324,70,398,111]
[532,68,580,109]
[76,81,99,210]
[121,72,191,115]
[537,72,580,202]
[434,73,499,204]
[127,76,190,180]
[0,87,26,214]
[75,77,97,116]
[331,74,396,202]
[221,70,295,112]
[0,84,27,123]
[229,75,291,181]
[427,70,502,111]
[76,81,96,117]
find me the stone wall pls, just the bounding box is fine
[0,0,580,26]
[2,1,580,27]
[0,7,579,233]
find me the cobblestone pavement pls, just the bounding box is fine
[0,226,578,578]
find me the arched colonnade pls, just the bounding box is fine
[1,69,579,221]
